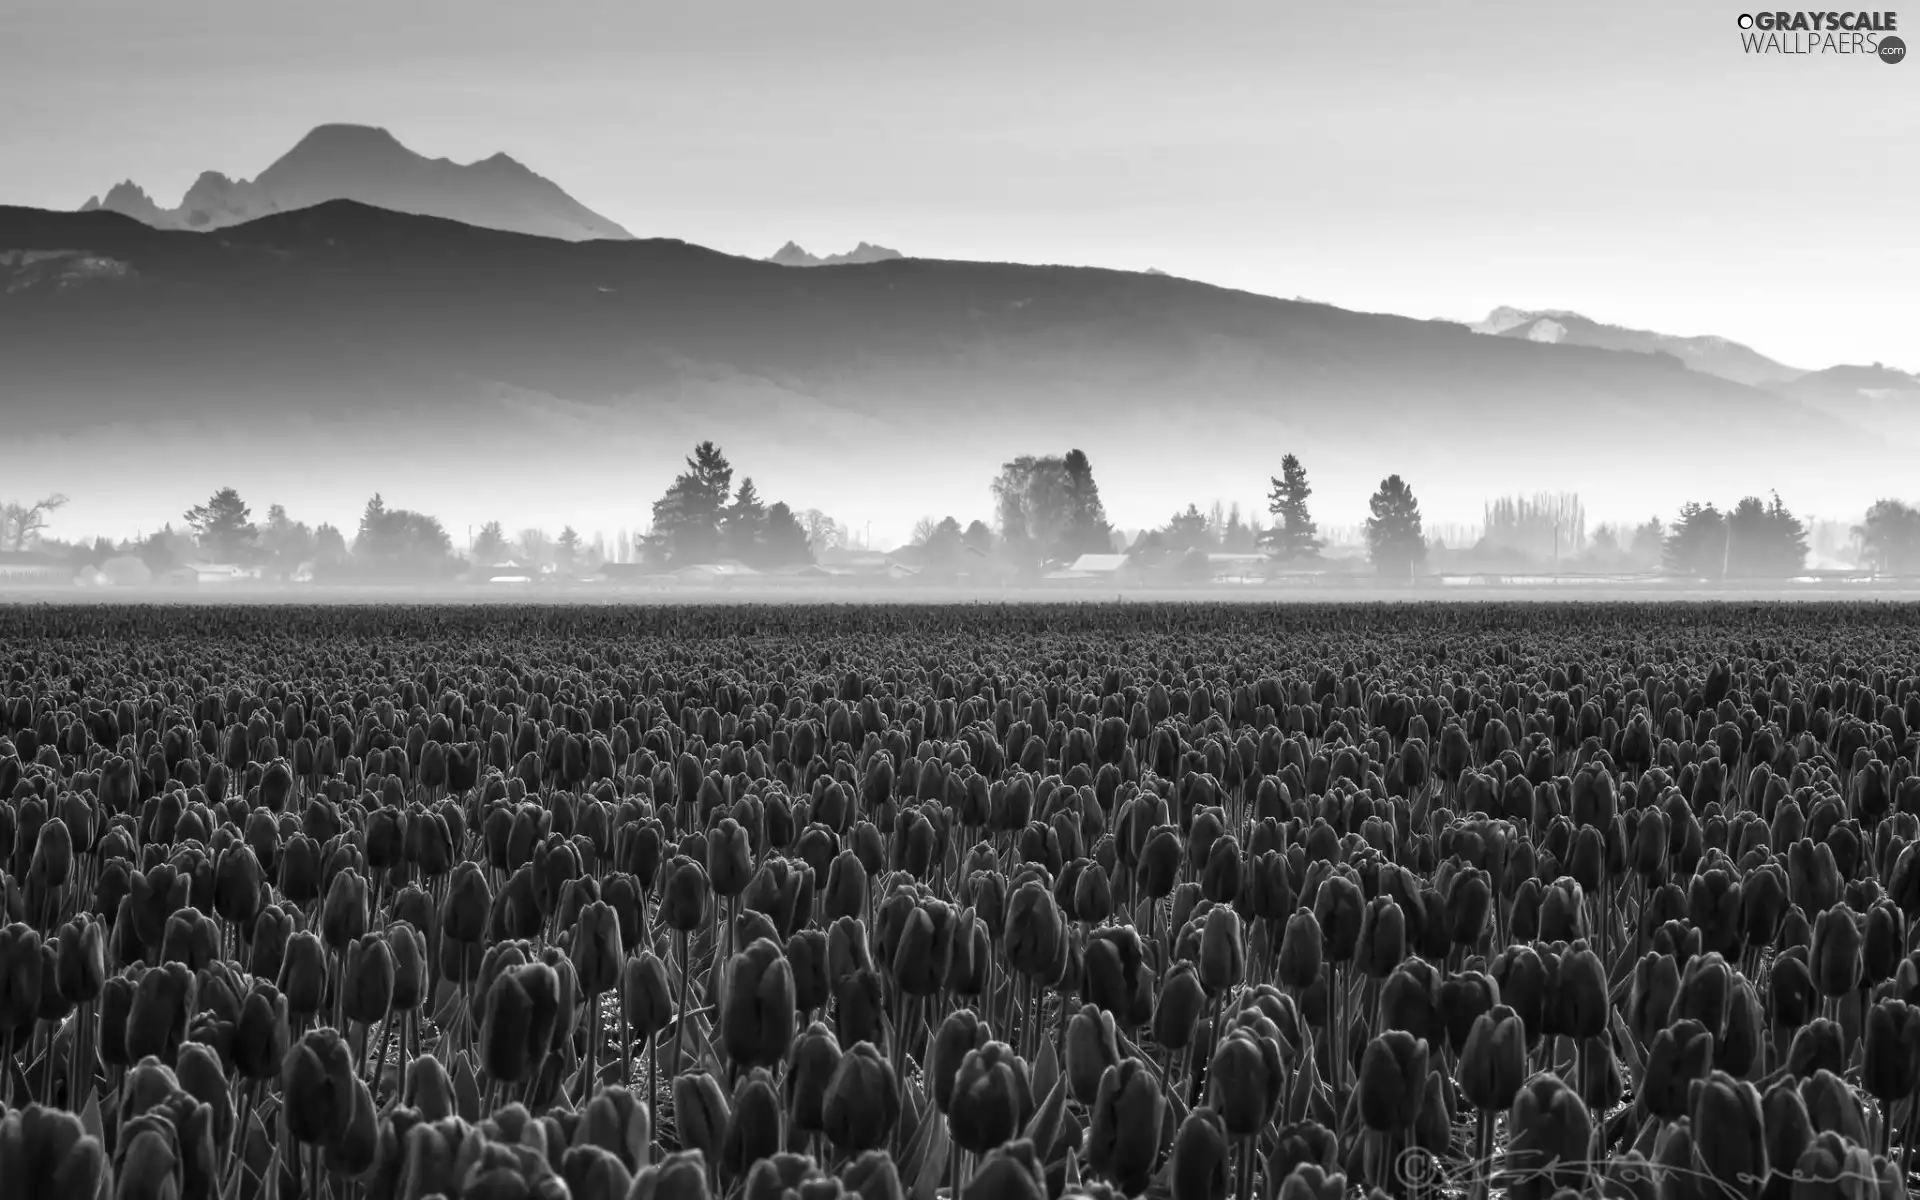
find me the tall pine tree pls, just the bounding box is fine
[1263,454,1322,560]
[1365,474,1426,579]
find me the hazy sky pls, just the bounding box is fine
[6,0,1914,373]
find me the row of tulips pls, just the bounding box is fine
[3,602,1920,1200]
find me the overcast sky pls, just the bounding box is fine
[6,0,1914,372]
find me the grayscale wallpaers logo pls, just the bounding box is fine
[1736,11,1904,59]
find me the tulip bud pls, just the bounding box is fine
[342,932,395,1027]
[785,1020,844,1135]
[822,1041,900,1154]
[622,952,675,1044]
[722,937,798,1070]
[1065,1003,1122,1106]
[963,1139,1048,1200]
[1277,908,1323,991]
[1358,1031,1428,1134]
[0,1103,109,1199]
[1153,961,1208,1052]
[55,914,106,1005]
[126,960,194,1065]
[929,1008,989,1114]
[673,1068,731,1169]
[1689,1069,1766,1196]
[1810,903,1863,999]
[1459,1006,1526,1113]
[1196,906,1247,1000]
[284,1026,357,1148]
[403,1054,456,1121]
[233,981,289,1082]
[843,1149,905,1200]
[635,1150,712,1200]
[948,1041,1034,1155]
[1208,1027,1283,1137]
[320,867,368,953]
[1169,1107,1231,1200]
[720,1068,781,1185]
[892,898,955,997]
[1500,1073,1593,1200]
[660,855,710,933]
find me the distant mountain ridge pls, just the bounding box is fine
[767,240,904,267]
[79,123,632,242]
[1468,306,1805,387]
[4,198,1905,542]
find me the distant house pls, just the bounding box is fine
[673,561,761,585]
[167,562,249,584]
[1206,553,1271,584]
[0,551,75,586]
[1046,552,1137,584]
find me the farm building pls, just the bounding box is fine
[0,551,75,586]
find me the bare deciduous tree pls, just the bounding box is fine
[1,493,69,552]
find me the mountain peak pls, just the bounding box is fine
[76,124,632,242]
[767,240,905,267]
[284,123,410,156]
[1468,305,1802,387]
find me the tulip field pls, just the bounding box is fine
[5,599,1920,1200]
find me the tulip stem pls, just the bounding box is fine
[1473,1106,1493,1200]
[675,929,692,1076]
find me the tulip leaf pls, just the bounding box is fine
[454,1050,482,1122]
[1024,1067,1068,1161]
[81,1089,105,1144]
[1031,1036,1059,1105]
[244,1109,274,1176]
[902,1101,951,1200]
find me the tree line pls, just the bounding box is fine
[6,443,1913,582]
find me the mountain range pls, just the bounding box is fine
[79,123,632,242]
[767,241,905,267]
[3,198,1911,540]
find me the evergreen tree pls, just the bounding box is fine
[1726,493,1807,577]
[184,486,258,562]
[472,521,509,563]
[353,493,453,576]
[650,441,733,565]
[1060,449,1113,556]
[1263,454,1322,559]
[722,478,767,561]
[1163,504,1211,555]
[1365,474,1427,579]
[556,526,582,572]
[259,504,316,575]
[1662,502,1726,577]
[762,502,815,567]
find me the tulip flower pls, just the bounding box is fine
[570,900,623,999]
[1501,1073,1591,1200]
[1810,903,1863,1003]
[1169,1106,1231,1200]
[1208,1026,1283,1138]
[723,936,798,1070]
[1689,1069,1766,1200]
[822,1041,901,1154]
[720,1068,781,1185]
[786,1021,844,1135]
[1086,1058,1165,1197]
[1153,961,1208,1054]
[284,1026,357,1149]
[948,1041,1033,1155]
[1459,1006,1527,1115]
[929,1008,989,1115]
[963,1139,1048,1200]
